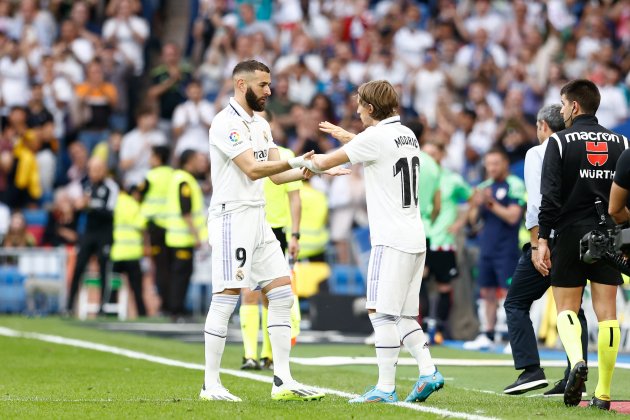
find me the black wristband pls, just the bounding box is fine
[291,232,300,240]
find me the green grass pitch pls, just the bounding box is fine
[0,316,627,419]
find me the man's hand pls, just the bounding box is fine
[301,153,325,173]
[324,166,351,176]
[533,239,551,276]
[288,236,299,260]
[318,121,355,144]
[288,150,315,169]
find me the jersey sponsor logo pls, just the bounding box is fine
[394,135,419,148]
[254,149,268,161]
[585,141,608,166]
[579,169,615,179]
[565,131,620,143]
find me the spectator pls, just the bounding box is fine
[0,39,31,116]
[148,42,193,135]
[58,19,95,66]
[26,83,53,128]
[6,108,41,209]
[100,43,133,132]
[9,0,56,50]
[74,60,118,153]
[464,148,525,350]
[35,120,58,199]
[92,130,123,180]
[102,0,149,77]
[172,79,214,157]
[38,54,74,140]
[1,211,36,248]
[410,48,446,127]
[119,107,167,188]
[596,63,629,129]
[65,141,89,200]
[42,189,78,247]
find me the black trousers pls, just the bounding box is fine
[169,246,194,316]
[505,245,588,375]
[148,222,171,313]
[67,231,112,311]
[112,260,146,316]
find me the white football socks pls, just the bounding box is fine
[266,285,294,383]
[397,316,436,376]
[203,294,239,387]
[370,312,400,393]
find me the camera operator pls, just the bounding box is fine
[609,148,630,225]
[536,80,628,410]
[503,104,588,397]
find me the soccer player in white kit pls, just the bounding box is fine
[200,60,345,402]
[314,80,444,403]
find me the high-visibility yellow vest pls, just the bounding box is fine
[294,183,328,259]
[164,169,208,248]
[140,165,174,228]
[111,192,146,261]
[264,147,302,228]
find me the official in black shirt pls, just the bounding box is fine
[535,80,627,410]
[609,148,630,225]
[66,157,119,314]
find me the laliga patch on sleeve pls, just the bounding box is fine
[229,129,243,146]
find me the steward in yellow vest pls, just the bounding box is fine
[138,146,173,314]
[294,180,328,261]
[111,186,147,316]
[163,149,208,317]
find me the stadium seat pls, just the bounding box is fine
[0,266,26,313]
[328,264,365,296]
[293,262,330,298]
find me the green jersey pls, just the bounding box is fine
[418,151,441,237]
[428,167,472,249]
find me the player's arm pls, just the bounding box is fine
[309,148,351,172]
[179,182,201,248]
[287,189,301,259]
[267,148,308,184]
[232,148,312,181]
[609,182,630,225]
[431,189,441,222]
[318,121,356,144]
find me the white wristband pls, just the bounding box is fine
[302,159,325,174]
[288,156,304,169]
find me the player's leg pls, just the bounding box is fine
[239,288,261,370]
[503,247,549,395]
[432,250,459,343]
[464,256,496,350]
[398,250,444,403]
[200,212,253,402]
[254,214,323,401]
[260,293,273,369]
[589,278,621,410]
[351,246,410,403]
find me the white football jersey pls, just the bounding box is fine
[343,116,426,253]
[208,97,277,217]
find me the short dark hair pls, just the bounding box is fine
[536,104,565,133]
[560,79,600,115]
[405,120,424,139]
[486,146,509,161]
[179,149,197,169]
[232,60,270,78]
[152,145,170,165]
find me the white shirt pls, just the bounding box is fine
[208,97,277,217]
[393,27,434,69]
[173,99,215,156]
[524,140,548,230]
[597,84,629,129]
[120,128,167,187]
[103,16,149,75]
[0,57,29,110]
[343,116,425,253]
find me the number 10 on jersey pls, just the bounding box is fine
[393,156,420,208]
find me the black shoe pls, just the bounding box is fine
[503,368,548,395]
[240,358,261,370]
[260,357,274,370]
[564,361,588,407]
[588,396,611,411]
[544,379,586,397]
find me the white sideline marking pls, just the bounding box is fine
[290,356,630,369]
[0,327,496,420]
[0,397,197,403]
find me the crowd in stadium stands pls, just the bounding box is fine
[0,0,629,322]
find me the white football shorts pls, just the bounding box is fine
[208,206,290,292]
[366,245,426,317]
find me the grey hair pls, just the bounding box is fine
[536,104,565,133]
